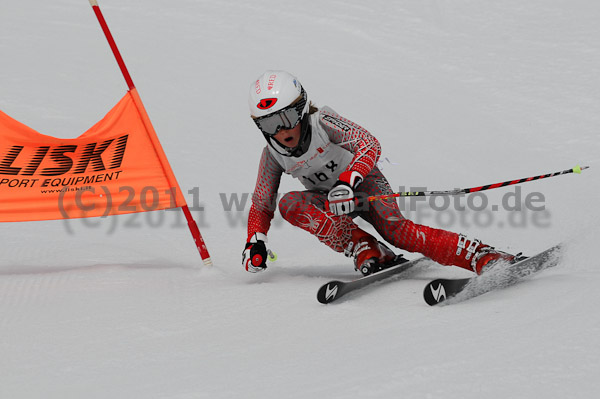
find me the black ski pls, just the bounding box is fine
[423,244,563,306]
[317,256,429,304]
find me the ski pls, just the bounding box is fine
[423,244,563,306]
[317,256,429,304]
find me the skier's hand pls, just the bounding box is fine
[242,233,269,273]
[327,171,364,216]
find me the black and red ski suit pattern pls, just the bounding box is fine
[247,107,477,270]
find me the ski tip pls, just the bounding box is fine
[423,279,449,306]
[423,278,471,306]
[317,281,343,304]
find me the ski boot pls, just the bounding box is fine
[471,247,522,274]
[347,228,397,276]
[457,234,525,275]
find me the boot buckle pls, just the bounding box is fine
[456,234,467,256]
[465,239,481,261]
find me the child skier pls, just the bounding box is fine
[242,70,516,275]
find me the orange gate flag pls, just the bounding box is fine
[0,88,187,222]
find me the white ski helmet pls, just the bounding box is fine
[249,70,312,157]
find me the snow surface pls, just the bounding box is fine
[1,1,599,398]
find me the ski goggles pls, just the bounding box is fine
[252,89,307,136]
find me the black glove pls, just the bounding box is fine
[242,233,268,273]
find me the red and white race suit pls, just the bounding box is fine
[247,106,483,270]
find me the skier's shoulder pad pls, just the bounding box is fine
[317,106,354,134]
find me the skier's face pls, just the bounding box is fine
[274,123,301,148]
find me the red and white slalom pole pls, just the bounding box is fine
[89,0,212,265]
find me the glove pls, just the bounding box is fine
[327,171,364,216]
[242,233,269,273]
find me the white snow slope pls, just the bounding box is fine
[1,1,599,398]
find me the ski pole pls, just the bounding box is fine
[367,165,589,202]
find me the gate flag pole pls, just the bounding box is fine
[88,0,212,265]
